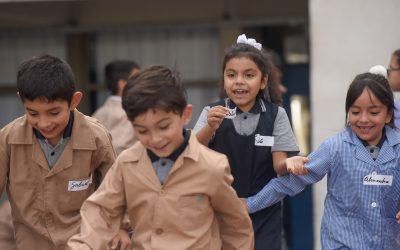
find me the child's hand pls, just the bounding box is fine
[207,105,229,131]
[286,156,309,175]
[396,211,400,224]
[110,229,132,250]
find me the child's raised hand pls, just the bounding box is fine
[286,156,309,175]
[396,211,400,224]
[207,105,229,131]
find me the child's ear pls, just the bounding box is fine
[117,79,127,96]
[260,75,268,90]
[182,104,193,126]
[70,91,83,110]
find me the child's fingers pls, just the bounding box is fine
[396,212,400,223]
[110,239,119,250]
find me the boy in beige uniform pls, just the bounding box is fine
[92,60,140,155]
[68,65,254,250]
[0,54,130,249]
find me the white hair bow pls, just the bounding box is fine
[236,34,262,50]
[369,65,388,79]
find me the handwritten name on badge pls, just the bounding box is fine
[254,134,274,147]
[363,174,393,186]
[68,175,93,191]
[225,107,237,119]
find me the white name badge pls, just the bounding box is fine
[254,134,274,147]
[68,175,93,191]
[225,107,237,119]
[363,174,393,186]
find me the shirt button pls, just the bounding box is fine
[372,171,377,175]
[160,160,166,167]
[371,202,377,208]
[372,235,379,241]
[155,228,163,235]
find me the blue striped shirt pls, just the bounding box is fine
[247,126,400,249]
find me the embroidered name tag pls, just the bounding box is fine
[225,107,237,119]
[363,174,393,186]
[254,134,274,146]
[68,175,93,191]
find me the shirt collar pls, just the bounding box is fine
[147,129,191,163]
[359,127,386,148]
[33,111,74,139]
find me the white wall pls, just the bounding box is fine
[309,0,400,249]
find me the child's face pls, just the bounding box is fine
[223,56,267,112]
[348,89,391,145]
[23,92,82,146]
[132,105,192,158]
[388,54,400,91]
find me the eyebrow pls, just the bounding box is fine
[133,117,170,128]
[26,107,61,112]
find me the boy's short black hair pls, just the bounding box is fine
[105,60,140,95]
[17,54,76,104]
[122,65,187,121]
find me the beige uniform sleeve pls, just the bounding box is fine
[92,132,117,190]
[210,156,254,250]
[0,128,10,195]
[0,201,16,250]
[68,161,126,250]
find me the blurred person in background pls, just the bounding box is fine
[93,60,140,155]
[387,49,400,128]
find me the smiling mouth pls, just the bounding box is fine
[233,89,248,95]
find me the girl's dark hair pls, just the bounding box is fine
[17,54,76,104]
[220,43,272,101]
[122,65,187,121]
[345,72,394,127]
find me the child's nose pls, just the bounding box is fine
[150,132,162,143]
[37,117,51,128]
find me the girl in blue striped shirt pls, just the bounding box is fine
[247,66,400,249]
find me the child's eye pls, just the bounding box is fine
[370,111,380,116]
[159,124,169,130]
[50,112,60,116]
[28,112,38,117]
[245,73,254,78]
[226,73,235,78]
[136,130,147,135]
[350,111,360,115]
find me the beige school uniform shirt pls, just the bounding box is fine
[68,132,254,250]
[92,96,136,155]
[0,201,16,250]
[0,109,116,250]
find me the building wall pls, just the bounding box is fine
[310,0,400,249]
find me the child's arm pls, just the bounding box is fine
[194,105,228,145]
[211,157,254,250]
[247,141,332,214]
[396,211,400,224]
[272,152,308,176]
[68,162,127,249]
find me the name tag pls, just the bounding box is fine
[363,174,393,186]
[254,134,274,147]
[68,175,93,191]
[225,107,237,119]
